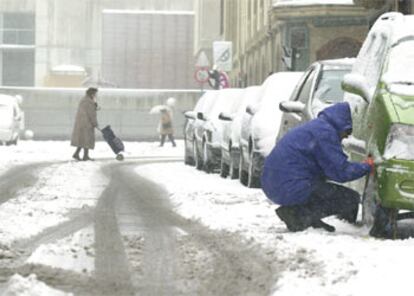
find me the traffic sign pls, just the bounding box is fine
[194,67,209,83]
[196,51,210,68]
[213,41,232,72]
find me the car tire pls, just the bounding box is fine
[194,140,203,170]
[229,149,239,179]
[202,140,212,173]
[220,158,229,178]
[369,205,398,239]
[184,140,195,166]
[239,147,248,186]
[247,151,261,188]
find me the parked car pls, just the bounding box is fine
[194,88,243,173]
[0,94,24,145]
[219,86,260,179]
[341,12,414,237]
[184,90,219,167]
[239,72,303,187]
[276,58,354,142]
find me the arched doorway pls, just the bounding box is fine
[317,37,362,60]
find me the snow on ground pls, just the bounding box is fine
[0,139,182,172]
[26,226,95,275]
[3,140,414,295]
[1,274,72,296]
[0,140,180,246]
[0,161,106,245]
[135,162,414,296]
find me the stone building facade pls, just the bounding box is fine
[198,0,412,88]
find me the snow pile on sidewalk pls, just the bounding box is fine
[1,274,71,296]
[135,162,414,296]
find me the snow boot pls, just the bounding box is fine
[82,149,94,161]
[311,219,336,232]
[72,148,81,161]
[275,207,311,232]
[338,207,359,224]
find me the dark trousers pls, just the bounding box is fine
[160,134,176,146]
[278,181,360,230]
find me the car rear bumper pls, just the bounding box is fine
[378,160,414,210]
[0,129,14,142]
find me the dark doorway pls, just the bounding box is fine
[317,37,362,60]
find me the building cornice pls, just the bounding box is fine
[271,5,368,20]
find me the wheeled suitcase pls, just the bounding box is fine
[101,125,125,161]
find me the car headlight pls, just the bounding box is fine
[384,124,414,160]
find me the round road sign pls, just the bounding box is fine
[194,67,209,83]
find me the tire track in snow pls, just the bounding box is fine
[0,163,45,204]
[99,160,274,295]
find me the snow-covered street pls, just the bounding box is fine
[1,140,414,295]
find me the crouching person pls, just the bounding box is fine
[261,102,372,232]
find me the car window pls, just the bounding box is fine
[311,69,350,115]
[313,69,349,104]
[296,69,316,104]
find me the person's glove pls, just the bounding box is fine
[363,155,375,176]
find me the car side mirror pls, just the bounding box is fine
[197,112,206,121]
[342,73,371,103]
[246,105,257,116]
[218,112,233,121]
[184,111,196,120]
[279,101,305,113]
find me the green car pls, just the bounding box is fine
[342,12,414,238]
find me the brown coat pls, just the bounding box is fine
[159,110,174,135]
[71,96,98,149]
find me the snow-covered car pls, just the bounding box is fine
[239,72,303,188]
[184,90,219,167]
[219,86,260,179]
[194,88,243,173]
[276,58,354,142]
[342,12,414,237]
[0,94,25,145]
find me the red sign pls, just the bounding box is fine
[194,67,209,83]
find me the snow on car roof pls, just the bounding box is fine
[259,72,304,106]
[196,90,219,113]
[209,88,244,117]
[319,57,355,67]
[273,0,353,7]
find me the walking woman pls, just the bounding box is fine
[159,107,176,147]
[71,87,99,161]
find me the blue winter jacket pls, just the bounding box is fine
[261,102,370,206]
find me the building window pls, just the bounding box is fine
[0,13,35,86]
[0,13,35,45]
[290,28,307,49]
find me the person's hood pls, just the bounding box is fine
[317,102,352,133]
